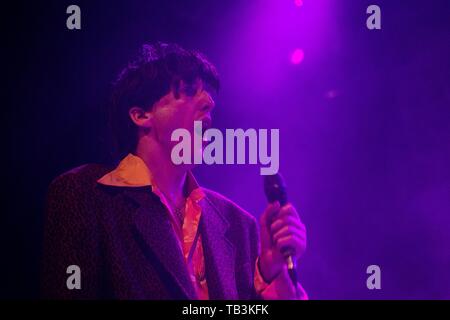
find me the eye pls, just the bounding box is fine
[184,84,198,97]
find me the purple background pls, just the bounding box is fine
[3,0,449,299]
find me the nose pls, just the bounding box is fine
[199,92,215,114]
[200,103,213,113]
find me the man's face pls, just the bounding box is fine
[149,78,215,158]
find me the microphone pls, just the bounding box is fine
[263,173,298,286]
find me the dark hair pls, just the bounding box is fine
[108,42,219,158]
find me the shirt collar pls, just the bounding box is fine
[97,153,203,199]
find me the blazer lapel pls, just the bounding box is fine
[123,188,197,299]
[200,196,238,299]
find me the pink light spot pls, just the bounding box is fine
[294,0,303,7]
[291,49,304,65]
[325,89,339,99]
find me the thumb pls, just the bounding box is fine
[259,201,281,250]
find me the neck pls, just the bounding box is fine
[135,138,188,207]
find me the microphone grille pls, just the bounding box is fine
[263,173,288,206]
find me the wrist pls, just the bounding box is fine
[258,254,282,283]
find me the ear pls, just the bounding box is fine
[129,106,153,130]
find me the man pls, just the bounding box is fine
[41,43,308,299]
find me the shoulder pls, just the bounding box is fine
[202,188,258,227]
[48,163,113,197]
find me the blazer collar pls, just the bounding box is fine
[122,187,198,299]
[199,195,238,299]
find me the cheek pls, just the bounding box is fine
[153,108,192,142]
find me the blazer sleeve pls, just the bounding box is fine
[248,214,263,300]
[41,172,101,299]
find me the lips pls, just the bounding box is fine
[194,117,212,143]
[203,117,212,132]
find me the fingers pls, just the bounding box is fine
[261,202,306,254]
[269,203,304,235]
[260,201,281,229]
[270,216,304,235]
[278,204,300,220]
[267,201,282,222]
[264,203,306,257]
[259,201,281,249]
[272,224,306,245]
[275,234,306,257]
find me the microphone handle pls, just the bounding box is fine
[278,200,299,287]
[284,250,298,287]
[279,196,298,287]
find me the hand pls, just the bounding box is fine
[259,201,307,282]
